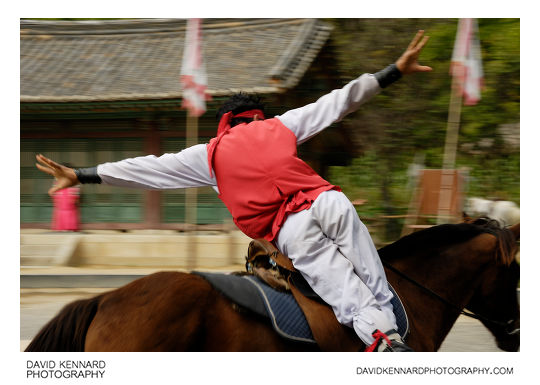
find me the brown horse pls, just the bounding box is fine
[25,219,520,352]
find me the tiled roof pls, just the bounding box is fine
[20,18,332,102]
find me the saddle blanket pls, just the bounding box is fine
[194,271,409,345]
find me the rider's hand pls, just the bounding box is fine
[35,154,79,196]
[396,30,432,75]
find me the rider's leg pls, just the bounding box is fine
[276,190,396,345]
[313,190,397,328]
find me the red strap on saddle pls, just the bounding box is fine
[364,330,393,352]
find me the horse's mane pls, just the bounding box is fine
[378,218,517,266]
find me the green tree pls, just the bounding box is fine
[325,19,519,241]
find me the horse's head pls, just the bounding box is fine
[464,222,520,351]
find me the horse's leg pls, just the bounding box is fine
[85,271,213,351]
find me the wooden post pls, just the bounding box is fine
[185,114,198,268]
[437,75,463,224]
[442,75,463,171]
[145,121,162,228]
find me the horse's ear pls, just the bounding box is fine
[509,223,520,240]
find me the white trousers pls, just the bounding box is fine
[275,190,396,344]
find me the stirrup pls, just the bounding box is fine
[365,329,414,352]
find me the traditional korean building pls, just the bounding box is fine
[20,18,351,230]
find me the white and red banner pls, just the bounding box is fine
[450,18,484,106]
[180,18,210,116]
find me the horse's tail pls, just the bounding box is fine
[25,295,101,352]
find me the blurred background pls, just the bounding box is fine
[20,18,519,245]
[19,17,519,352]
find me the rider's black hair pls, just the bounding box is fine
[216,93,265,127]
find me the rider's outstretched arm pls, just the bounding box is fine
[278,30,431,145]
[96,144,214,189]
[36,143,214,196]
[276,73,382,145]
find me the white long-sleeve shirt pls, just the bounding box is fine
[97,74,381,190]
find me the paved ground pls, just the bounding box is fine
[439,315,501,352]
[20,288,107,349]
[20,288,503,352]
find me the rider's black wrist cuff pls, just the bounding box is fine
[374,64,402,88]
[74,167,102,184]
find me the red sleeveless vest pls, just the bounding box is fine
[207,117,339,241]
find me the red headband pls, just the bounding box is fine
[209,109,265,178]
[217,109,265,136]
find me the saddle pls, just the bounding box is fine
[197,239,409,351]
[245,239,406,351]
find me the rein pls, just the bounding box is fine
[381,259,515,331]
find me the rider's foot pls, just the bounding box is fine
[365,329,414,352]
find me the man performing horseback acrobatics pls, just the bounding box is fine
[35,30,432,352]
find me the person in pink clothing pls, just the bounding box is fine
[51,164,80,231]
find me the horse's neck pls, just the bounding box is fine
[393,241,490,351]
